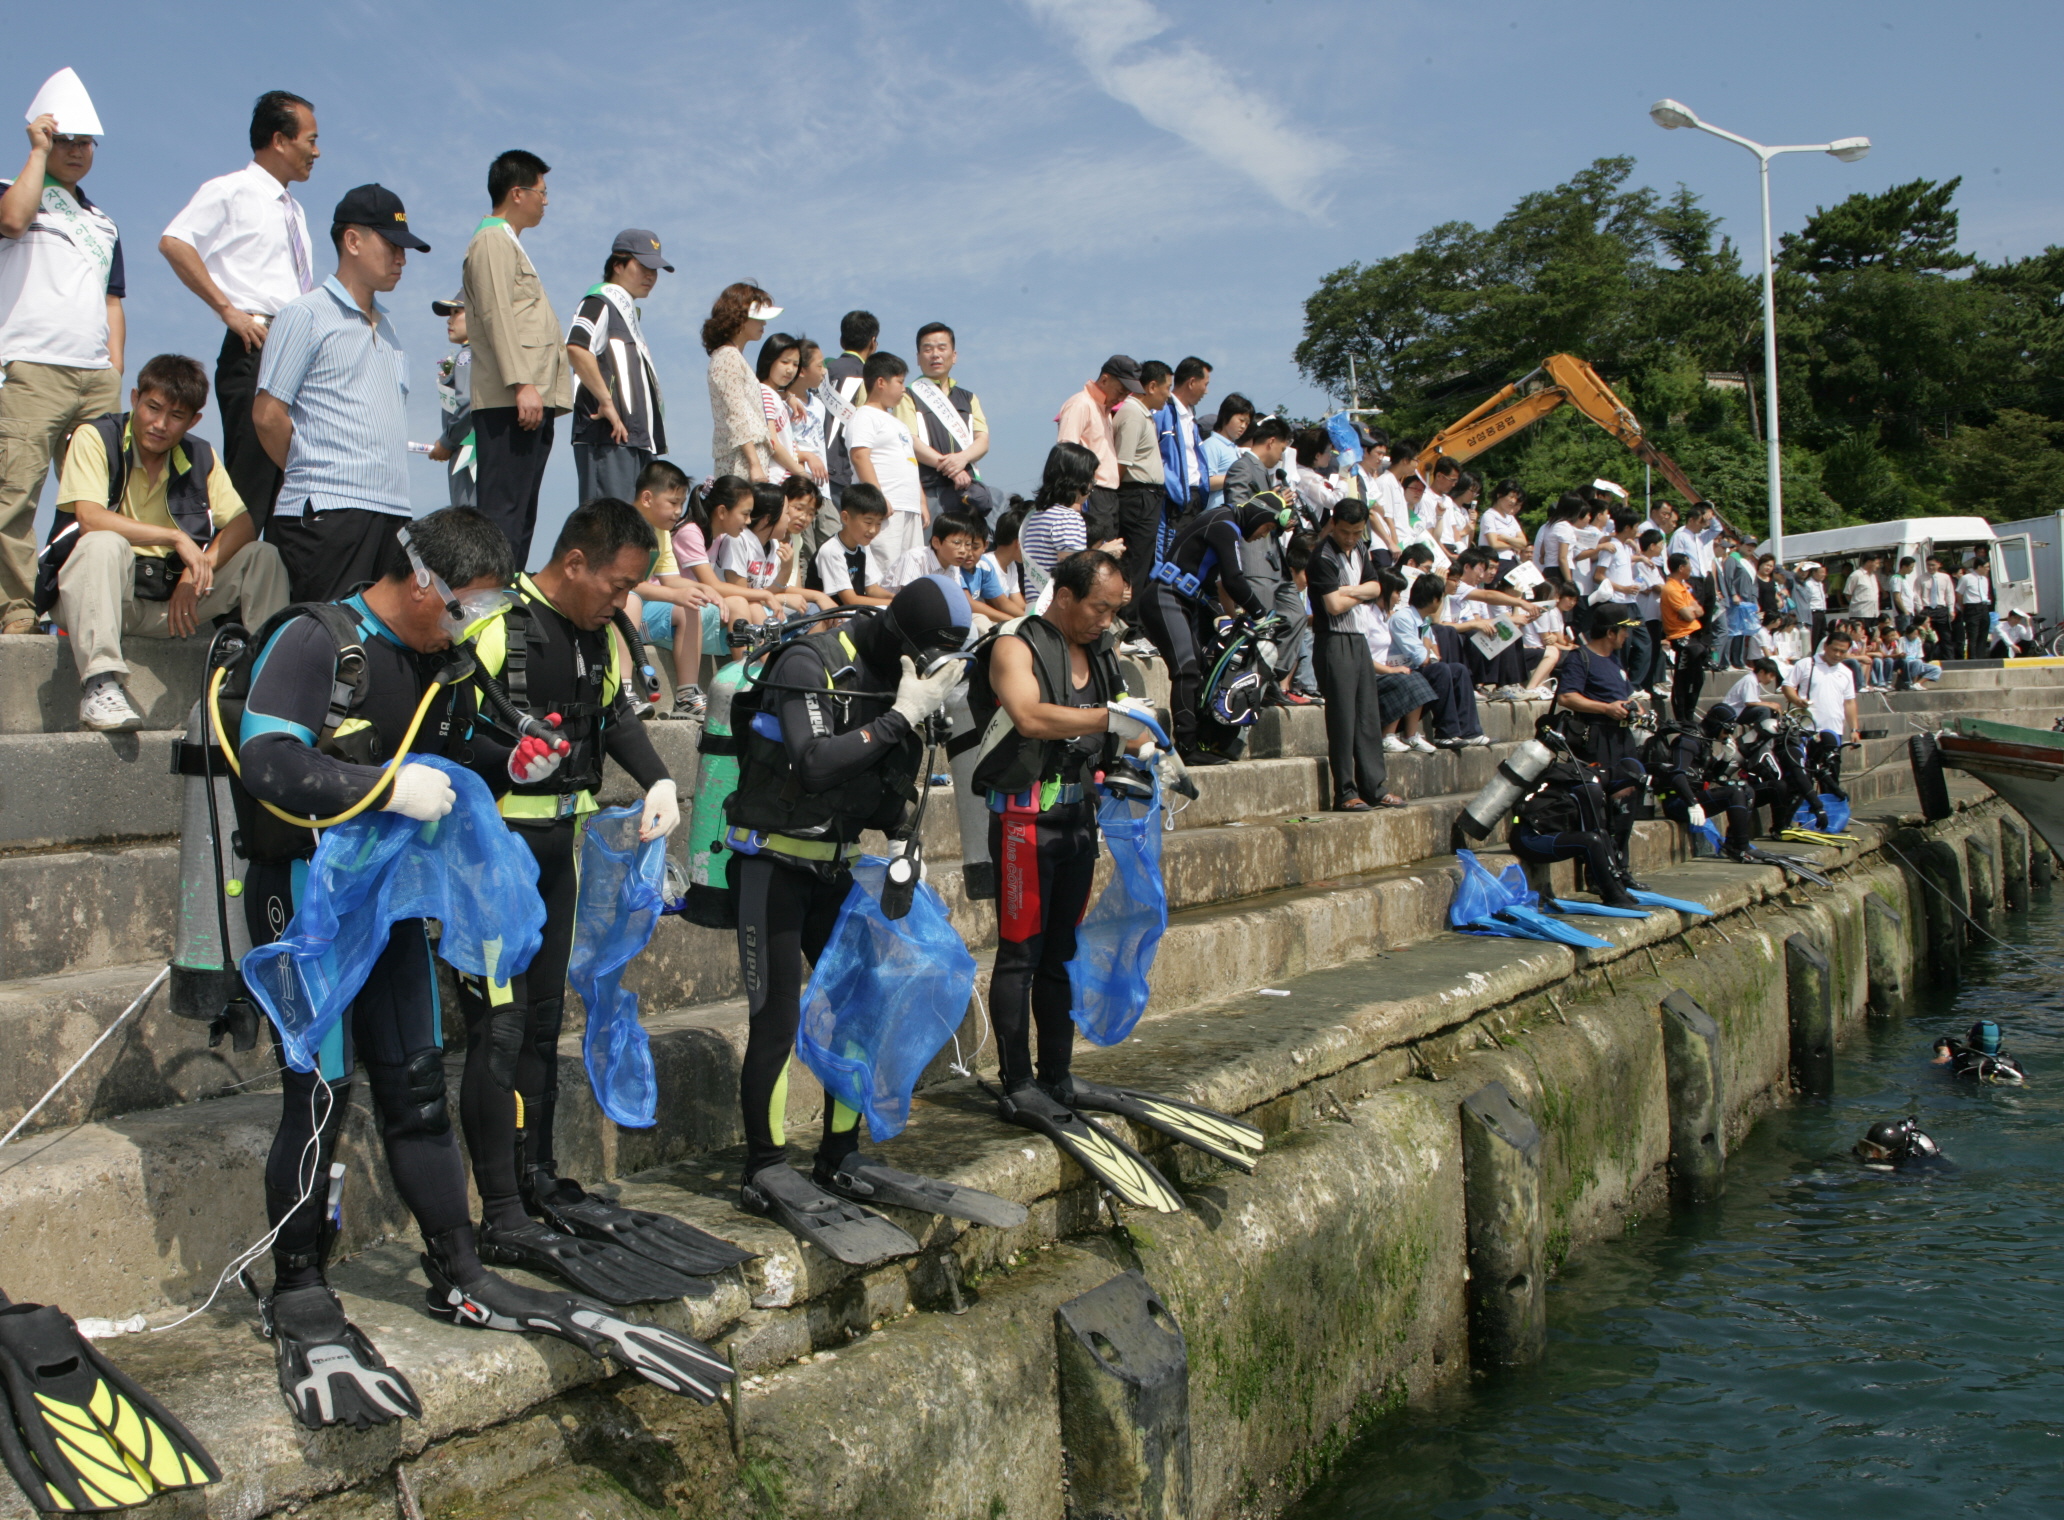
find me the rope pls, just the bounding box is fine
[0,966,170,1150]
[1880,839,2064,976]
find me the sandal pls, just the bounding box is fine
[1375,794,1407,809]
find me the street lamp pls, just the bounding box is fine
[1649,99,1870,562]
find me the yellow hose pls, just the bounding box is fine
[208,664,447,831]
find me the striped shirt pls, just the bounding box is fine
[1021,506,1087,586]
[567,283,664,452]
[256,276,411,517]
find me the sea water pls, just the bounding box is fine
[1292,895,2064,1519]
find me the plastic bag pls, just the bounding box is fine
[242,756,544,1073]
[797,858,977,1142]
[1792,793,1852,832]
[568,806,666,1128]
[1067,777,1168,1046]
[1451,849,1520,928]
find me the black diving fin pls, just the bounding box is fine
[814,1155,1029,1230]
[526,1171,756,1282]
[996,1086,1183,1213]
[1046,1076,1264,1174]
[739,1163,922,1267]
[1736,846,1833,888]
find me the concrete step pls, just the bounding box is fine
[0,633,210,735]
[0,777,2003,1520]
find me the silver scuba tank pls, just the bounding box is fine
[945,685,996,900]
[170,697,257,1045]
[1456,737,1556,841]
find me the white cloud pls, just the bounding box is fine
[1022,0,1350,218]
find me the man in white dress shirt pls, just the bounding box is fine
[160,91,320,533]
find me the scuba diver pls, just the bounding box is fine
[1509,726,1647,911]
[973,549,1259,1211]
[1854,1117,1949,1172]
[462,497,751,1301]
[726,574,1022,1264]
[216,508,729,1430]
[1648,702,1758,861]
[1136,490,1292,766]
[1734,702,1828,836]
[1932,1020,2027,1084]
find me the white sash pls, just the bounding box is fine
[816,376,858,442]
[907,377,974,451]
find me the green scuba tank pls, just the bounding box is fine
[169,696,261,1050]
[683,658,750,928]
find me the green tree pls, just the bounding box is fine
[1939,410,2064,520]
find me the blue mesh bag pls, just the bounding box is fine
[242,756,544,1073]
[797,858,977,1141]
[1792,793,1852,832]
[1067,777,1168,1047]
[568,806,666,1128]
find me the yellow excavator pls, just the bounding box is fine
[1419,353,1710,506]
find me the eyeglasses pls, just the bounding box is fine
[51,134,95,149]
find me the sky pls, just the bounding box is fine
[8,0,2061,565]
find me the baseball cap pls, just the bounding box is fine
[1100,355,1146,395]
[430,288,465,315]
[612,228,674,272]
[1592,602,1641,630]
[331,184,430,251]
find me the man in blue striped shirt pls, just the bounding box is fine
[253,183,427,601]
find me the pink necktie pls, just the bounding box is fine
[284,196,313,294]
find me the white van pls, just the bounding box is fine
[1763,517,2036,618]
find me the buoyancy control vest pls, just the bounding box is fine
[468,573,631,817]
[726,627,921,845]
[960,613,1124,797]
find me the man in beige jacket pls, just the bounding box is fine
[462,149,570,566]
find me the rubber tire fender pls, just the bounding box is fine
[1909,732,1953,823]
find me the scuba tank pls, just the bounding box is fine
[682,657,750,929]
[944,684,995,900]
[1456,737,1555,841]
[169,679,262,1052]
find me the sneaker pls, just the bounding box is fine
[1383,734,1409,753]
[1118,637,1159,659]
[1280,689,1315,706]
[671,685,708,720]
[1523,685,1555,701]
[1493,685,1526,703]
[1459,733,1491,748]
[1407,734,1438,755]
[79,673,143,732]
[1178,746,1234,767]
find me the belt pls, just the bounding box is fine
[723,825,860,863]
[1151,561,1203,598]
[988,782,1086,813]
[500,790,591,820]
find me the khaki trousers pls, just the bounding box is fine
[0,361,123,625]
[57,530,290,682]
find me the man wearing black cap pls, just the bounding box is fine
[565,228,672,507]
[253,183,430,601]
[1056,357,1143,544]
[1552,601,1646,771]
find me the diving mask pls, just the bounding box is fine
[398,525,515,639]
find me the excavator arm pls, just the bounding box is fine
[1419,354,1711,508]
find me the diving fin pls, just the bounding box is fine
[478,1216,704,1304]
[421,1252,731,1404]
[996,1086,1183,1213]
[1047,1077,1264,1175]
[1498,905,1612,948]
[526,1171,756,1281]
[1549,898,1651,919]
[257,1282,422,1431]
[814,1155,1029,1230]
[1778,827,1858,847]
[738,1163,922,1266]
[0,1293,220,1513]
[1737,848,1832,888]
[1625,889,1713,916]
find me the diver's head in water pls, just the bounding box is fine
[1968,1020,2002,1056]
[1855,1116,1941,1170]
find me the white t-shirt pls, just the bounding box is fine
[1632,555,1665,622]
[844,405,922,514]
[1999,620,2031,650]
[716,527,781,589]
[814,535,887,598]
[1750,625,1778,659]
[1534,520,1575,580]
[980,552,1022,602]
[1889,573,1915,615]
[1358,599,1393,664]
[1788,655,1856,736]
[0,179,121,368]
[1570,524,1604,594]
[1591,538,1635,601]
[1723,671,1770,710]
[1957,571,1990,606]
[1372,471,1411,540]
[1523,604,1564,651]
[1846,572,1880,619]
[1479,507,1522,558]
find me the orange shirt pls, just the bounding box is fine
[1054,382,1119,489]
[1661,578,1702,641]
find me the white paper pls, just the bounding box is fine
[26,68,102,137]
[1471,616,1524,661]
[1501,560,1546,597]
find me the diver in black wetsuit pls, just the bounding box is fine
[1651,703,1757,861]
[1932,1020,2027,1084]
[1734,702,1825,835]
[1137,492,1291,765]
[1854,1117,1950,1171]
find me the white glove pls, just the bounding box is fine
[1105,699,1165,748]
[382,762,454,822]
[1156,745,1191,794]
[1686,804,1707,830]
[890,655,961,727]
[639,778,680,841]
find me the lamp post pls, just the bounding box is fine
[1649,99,1869,563]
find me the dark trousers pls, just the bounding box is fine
[474,407,556,568]
[1140,585,1202,748]
[1670,634,1710,724]
[1314,630,1388,805]
[1083,486,1120,547]
[216,329,282,533]
[1927,610,1952,657]
[1114,480,1164,611]
[1957,605,1990,660]
[988,801,1100,1089]
[1421,659,1481,738]
[456,818,578,1229]
[1624,620,1660,691]
[266,502,404,603]
[735,854,855,1174]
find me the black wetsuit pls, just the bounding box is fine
[1511,760,1640,906]
[1655,729,1755,854]
[1139,503,1268,750]
[730,624,919,1176]
[461,582,670,1230]
[237,596,512,1292]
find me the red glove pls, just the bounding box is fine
[509,733,570,785]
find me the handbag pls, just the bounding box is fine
[131,554,180,602]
